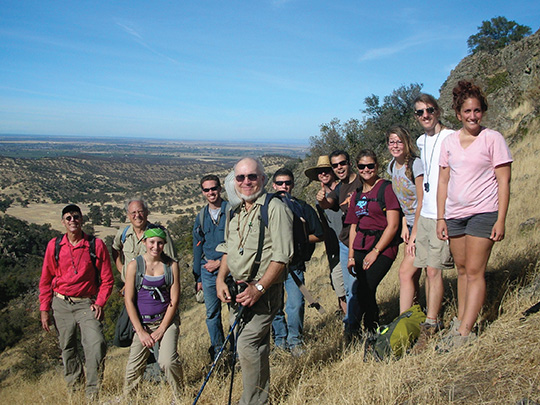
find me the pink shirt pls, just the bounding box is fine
[439,127,512,219]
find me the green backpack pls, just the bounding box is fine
[365,304,426,360]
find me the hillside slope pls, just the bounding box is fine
[439,28,540,144]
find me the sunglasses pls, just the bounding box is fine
[64,214,81,222]
[274,180,293,186]
[357,163,376,170]
[202,186,219,193]
[235,173,259,183]
[414,107,436,116]
[331,160,349,169]
[129,210,146,217]
[316,168,332,175]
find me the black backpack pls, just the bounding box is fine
[354,180,403,249]
[230,191,316,267]
[263,191,315,266]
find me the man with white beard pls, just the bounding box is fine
[216,157,293,405]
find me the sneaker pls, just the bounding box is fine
[410,322,443,354]
[448,317,461,334]
[289,344,305,357]
[436,331,477,353]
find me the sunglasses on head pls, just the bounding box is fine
[235,173,259,183]
[64,214,81,222]
[357,163,376,170]
[202,186,219,193]
[414,106,436,116]
[274,180,293,186]
[331,160,348,168]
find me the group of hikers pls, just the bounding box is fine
[38,81,512,404]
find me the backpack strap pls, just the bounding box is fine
[54,234,63,266]
[135,255,173,291]
[121,225,131,244]
[376,180,391,212]
[55,233,99,283]
[135,255,146,292]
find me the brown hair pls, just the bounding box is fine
[413,93,442,116]
[386,125,418,183]
[356,149,378,167]
[452,80,488,114]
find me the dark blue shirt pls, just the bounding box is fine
[192,200,228,282]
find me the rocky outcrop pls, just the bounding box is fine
[439,29,540,143]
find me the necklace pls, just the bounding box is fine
[237,204,259,255]
[68,244,84,275]
[144,256,163,275]
[362,177,381,194]
[423,126,443,193]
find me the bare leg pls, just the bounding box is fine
[449,235,467,320]
[398,253,421,313]
[457,235,494,336]
[425,266,443,321]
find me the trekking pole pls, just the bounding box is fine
[520,300,540,321]
[227,318,240,405]
[192,305,246,405]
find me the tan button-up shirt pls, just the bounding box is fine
[217,193,293,282]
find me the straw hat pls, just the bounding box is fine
[304,155,333,181]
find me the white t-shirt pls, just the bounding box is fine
[417,128,454,219]
[439,127,512,219]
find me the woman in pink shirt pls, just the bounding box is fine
[436,80,512,350]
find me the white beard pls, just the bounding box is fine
[237,188,263,202]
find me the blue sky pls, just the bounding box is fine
[1,1,539,144]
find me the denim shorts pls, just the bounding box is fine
[446,211,498,239]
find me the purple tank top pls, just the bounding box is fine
[137,274,170,323]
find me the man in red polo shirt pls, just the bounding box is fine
[39,204,114,400]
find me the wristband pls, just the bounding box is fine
[436,218,445,221]
[348,258,355,262]
[372,247,380,254]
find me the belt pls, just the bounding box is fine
[142,312,166,323]
[54,292,92,303]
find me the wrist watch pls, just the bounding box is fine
[255,283,266,294]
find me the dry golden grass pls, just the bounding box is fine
[1,124,539,404]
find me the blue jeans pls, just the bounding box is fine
[272,268,305,348]
[339,240,355,322]
[200,263,225,355]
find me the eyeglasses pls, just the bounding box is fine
[388,140,403,146]
[202,186,219,193]
[64,214,81,222]
[414,107,436,116]
[129,210,146,217]
[357,163,376,170]
[235,173,259,183]
[331,160,349,168]
[274,180,293,186]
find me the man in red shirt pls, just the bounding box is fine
[39,204,114,400]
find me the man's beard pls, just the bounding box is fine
[236,188,263,202]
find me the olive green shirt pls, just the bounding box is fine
[112,223,177,281]
[217,193,293,282]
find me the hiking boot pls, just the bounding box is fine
[436,331,477,353]
[410,322,443,355]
